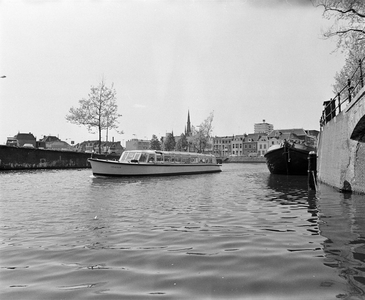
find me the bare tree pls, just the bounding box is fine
[313,0,365,52]
[190,112,214,153]
[313,1,365,93]
[66,80,121,154]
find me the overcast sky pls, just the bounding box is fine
[0,0,345,145]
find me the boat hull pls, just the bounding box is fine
[264,144,313,175]
[88,158,222,176]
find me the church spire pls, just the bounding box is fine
[186,110,191,136]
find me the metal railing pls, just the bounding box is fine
[320,57,365,127]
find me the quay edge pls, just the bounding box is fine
[317,86,365,194]
[0,145,118,170]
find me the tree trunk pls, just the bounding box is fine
[98,126,102,154]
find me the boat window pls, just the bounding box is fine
[175,156,181,163]
[164,155,171,162]
[182,156,189,164]
[139,153,147,162]
[126,152,135,161]
[119,152,128,162]
[147,154,155,163]
[156,153,163,163]
[133,153,141,161]
[190,157,197,164]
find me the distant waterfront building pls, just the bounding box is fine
[75,140,123,154]
[6,132,36,147]
[257,134,269,156]
[242,133,261,156]
[125,139,149,151]
[231,134,246,156]
[267,128,319,147]
[254,120,273,134]
[40,135,75,151]
[212,136,234,157]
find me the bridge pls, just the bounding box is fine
[348,88,365,142]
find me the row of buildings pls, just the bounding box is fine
[6,118,318,158]
[212,128,318,158]
[5,133,124,155]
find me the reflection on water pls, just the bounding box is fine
[0,165,364,299]
[317,184,365,297]
[267,174,365,298]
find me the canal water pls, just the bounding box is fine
[0,163,364,300]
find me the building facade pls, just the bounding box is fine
[7,132,37,147]
[257,134,269,157]
[40,135,75,151]
[254,120,273,134]
[212,136,234,157]
[75,140,123,154]
[243,133,261,156]
[125,139,150,151]
[231,134,245,156]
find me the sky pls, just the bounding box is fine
[0,0,346,146]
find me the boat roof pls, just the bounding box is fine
[124,150,214,156]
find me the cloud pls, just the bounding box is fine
[247,0,312,8]
[134,104,147,109]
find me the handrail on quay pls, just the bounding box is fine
[320,57,365,127]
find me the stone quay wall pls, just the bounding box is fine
[317,87,365,194]
[0,145,118,170]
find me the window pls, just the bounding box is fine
[133,153,141,160]
[139,153,147,162]
[127,152,135,161]
[147,154,155,162]
[120,152,128,162]
[182,156,190,164]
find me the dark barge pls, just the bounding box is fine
[264,141,315,175]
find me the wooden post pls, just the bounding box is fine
[360,59,364,88]
[348,79,352,103]
[308,151,317,191]
[337,92,341,113]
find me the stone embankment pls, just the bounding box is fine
[224,156,266,163]
[317,86,365,194]
[0,145,118,170]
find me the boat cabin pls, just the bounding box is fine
[119,150,218,164]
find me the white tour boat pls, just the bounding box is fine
[88,150,222,176]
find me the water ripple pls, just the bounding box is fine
[1,164,364,299]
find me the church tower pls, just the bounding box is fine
[185,110,192,136]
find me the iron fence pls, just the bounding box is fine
[320,57,365,126]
